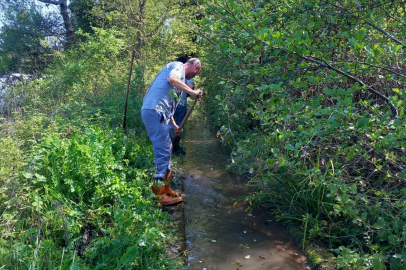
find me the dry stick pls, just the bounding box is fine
[180,99,198,130]
[173,99,198,140]
[170,245,194,260]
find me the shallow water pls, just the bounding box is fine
[178,119,310,270]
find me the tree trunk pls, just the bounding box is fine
[60,0,76,44]
[38,0,76,45]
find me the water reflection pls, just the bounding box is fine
[179,119,309,270]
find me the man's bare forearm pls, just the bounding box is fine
[168,76,199,97]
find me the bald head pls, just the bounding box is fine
[185,58,201,80]
[186,58,201,67]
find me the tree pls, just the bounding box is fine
[37,0,77,44]
[69,0,103,35]
[196,0,406,268]
[0,0,62,73]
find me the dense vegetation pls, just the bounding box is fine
[196,0,406,269]
[0,0,405,269]
[0,0,195,269]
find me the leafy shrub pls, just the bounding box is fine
[197,0,406,268]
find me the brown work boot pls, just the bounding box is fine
[164,172,181,197]
[151,183,183,206]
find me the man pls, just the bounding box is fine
[168,56,195,155]
[141,58,202,206]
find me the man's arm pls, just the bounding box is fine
[170,116,183,135]
[168,76,202,100]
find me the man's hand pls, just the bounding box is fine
[194,89,202,101]
[173,124,183,136]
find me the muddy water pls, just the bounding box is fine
[178,119,310,270]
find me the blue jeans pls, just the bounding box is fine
[141,109,172,179]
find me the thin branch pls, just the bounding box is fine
[220,1,398,117]
[37,0,64,5]
[376,0,406,26]
[324,1,405,46]
[330,60,406,79]
[364,20,404,46]
[302,55,391,103]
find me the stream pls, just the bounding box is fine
[176,118,310,270]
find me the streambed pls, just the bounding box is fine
[175,119,310,270]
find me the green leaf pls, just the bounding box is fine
[118,245,139,266]
[388,234,397,243]
[372,258,385,270]
[357,116,369,128]
[34,173,47,183]
[285,144,295,150]
[360,212,367,222]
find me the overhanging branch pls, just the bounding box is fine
[220,1,399,117]
[38,0,65,5]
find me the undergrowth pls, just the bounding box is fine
[0,121,184,269]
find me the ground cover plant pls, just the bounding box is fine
[0,123,184,269]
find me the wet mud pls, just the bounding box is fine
[172,119,310,270]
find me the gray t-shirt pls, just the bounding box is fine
[142,61,185,119]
